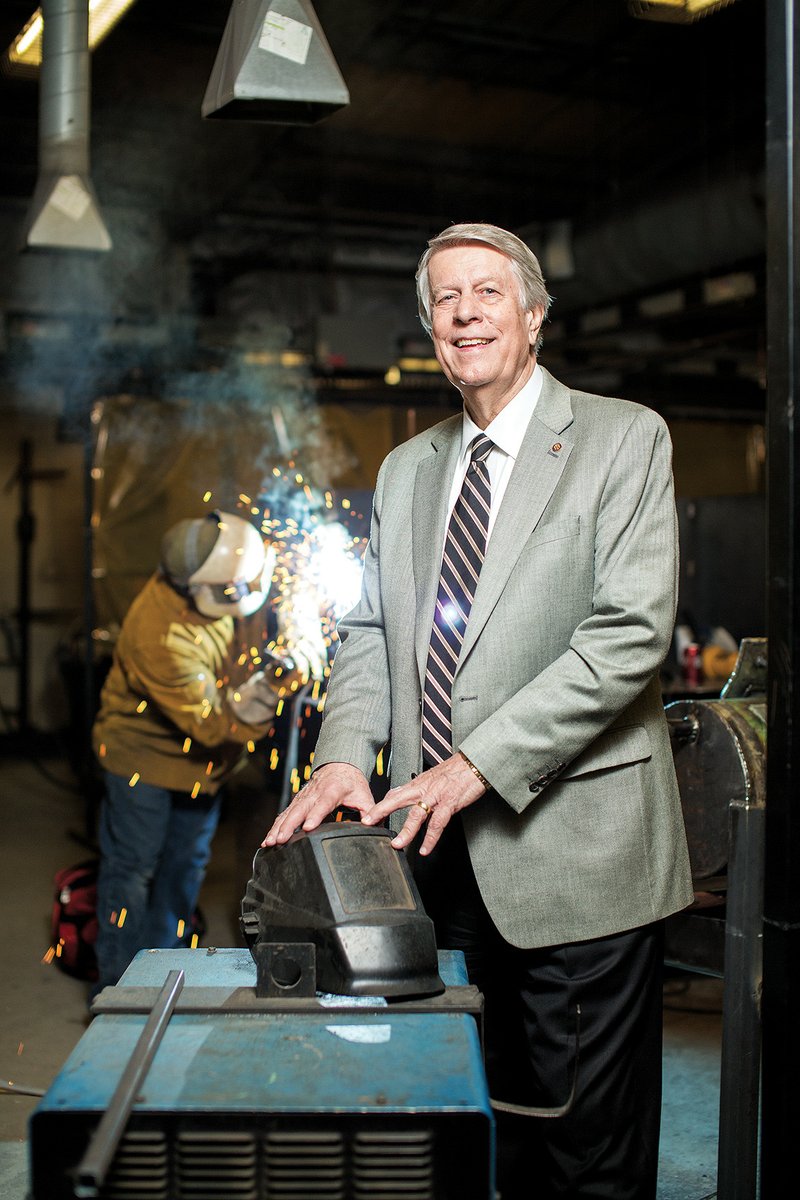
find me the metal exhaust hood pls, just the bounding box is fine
[202,0,349,124]
[24,0,111,252]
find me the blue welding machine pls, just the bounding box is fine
[29,824,495,1199]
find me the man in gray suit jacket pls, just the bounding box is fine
[264,223,693,1199]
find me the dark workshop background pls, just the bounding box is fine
[0,4,786,1198]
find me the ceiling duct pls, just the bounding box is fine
[24,0,111,252]
[202,0,349,124]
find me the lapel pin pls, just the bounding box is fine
[547,442,563,458]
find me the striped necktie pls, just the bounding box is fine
[422,433,494,766]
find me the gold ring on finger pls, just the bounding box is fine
[416,800,432,816]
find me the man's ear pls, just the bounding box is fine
[527,306,545,347]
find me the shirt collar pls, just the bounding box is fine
[459,363,543,461]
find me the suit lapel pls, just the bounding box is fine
[459,369,575,664]
[412,417,462,684]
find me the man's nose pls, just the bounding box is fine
[454,293,480,322]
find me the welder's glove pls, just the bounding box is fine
[228,671,281,725]
[284,633,326,683]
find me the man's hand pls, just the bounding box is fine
[361,753,486,856]
[261,762,374,847]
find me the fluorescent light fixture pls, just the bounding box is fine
[580,306,622,335]
[703,271,757,305]
[5,0,137,71]
[638,289,686,318]
[629,0,738,21]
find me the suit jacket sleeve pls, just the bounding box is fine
[458,406,678,811]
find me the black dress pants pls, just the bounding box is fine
[413,817,664,1200]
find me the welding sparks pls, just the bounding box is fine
[305,520,364,620]
[254,472,364,636]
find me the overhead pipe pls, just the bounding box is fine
[24,0,111,252]
[530,167,765,314]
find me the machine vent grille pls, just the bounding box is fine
[102,1129,169,1199]
[176,1130,258,1197]
[352,1129,435,1199]
[97,1121,439,1200]
[264,1130,346,1198]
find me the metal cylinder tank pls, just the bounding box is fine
[666,696,766,882]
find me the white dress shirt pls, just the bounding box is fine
[445,363,543,545]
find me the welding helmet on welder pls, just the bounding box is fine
[160,511,276,619]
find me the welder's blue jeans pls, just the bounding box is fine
[94,770,222,991]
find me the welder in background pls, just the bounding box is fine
[91,509,326,993]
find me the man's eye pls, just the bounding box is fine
[435,293,456,305]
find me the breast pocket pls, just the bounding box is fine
[504,514,587,623]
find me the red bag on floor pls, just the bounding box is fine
[50,860,99,981]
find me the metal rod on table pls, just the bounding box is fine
[73,969,184,1198]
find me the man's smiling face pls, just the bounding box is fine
[428,243,542,413]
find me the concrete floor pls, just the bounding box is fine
[1,754,724,1200]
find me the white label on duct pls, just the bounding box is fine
[260,12,313,65]
[325,1024,392,1044]
[51,176,92,222]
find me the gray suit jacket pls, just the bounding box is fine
[314,367,693,948]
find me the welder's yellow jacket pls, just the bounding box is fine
[93,574,272,795]
[313,367,694,950]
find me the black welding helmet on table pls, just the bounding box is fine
[241,822,445,998]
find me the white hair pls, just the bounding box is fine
[415,222,554,352]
